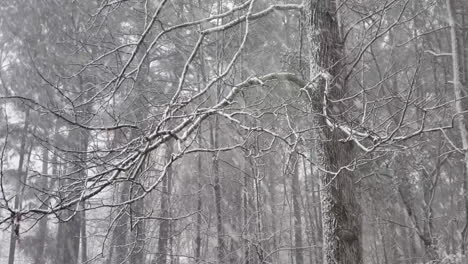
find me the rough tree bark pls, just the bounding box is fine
[446,0,468,256]
[305,1,362,263]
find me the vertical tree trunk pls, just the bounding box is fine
[130,164,147,264]
[128,97,150,264]
[109,183,130,264]
[8,108,30,264]
[194,152,203,264]
[244,165,252,264]
[81,208,88,263]
[53,147,66,264]
[253,164,265,263]
[446,0,468,256]
[461,2,468,89]
[213,0,226,258]
[305,1,362,263]
[213,151,225,264]
[61,209,81,264]
[310,161,323,264]
[33,146,49,264]
[57,126,88,264]
[80,122,89,263]
[155,143,173,264]
[378,218,389,264]
[56,76,91,264]
[211,114,225,263]
[130,192,146,264]
[291,155,304,264]
[303,157,317,264]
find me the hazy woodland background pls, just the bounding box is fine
[0,0,468,263]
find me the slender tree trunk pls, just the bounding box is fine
[130,191,146,264]
[130,164,147,264]
[310,161,323,264]
[213,154,225,264]
[33,146,49,264]
[80,122,89,263]
[212,0,226,259]
[303,157,317,264]
[109,183,130,264]
[211,113,225,263]
[81,208,88,263]
[194,152,203,264]
[461,3,468,88]
[56,76,91,264]
[244,165,252,264]
[305,1,362,263]
[57,196,81,264]
[53,147,65,264]
[155,143,173,264]
[57,127,88,264]
[371,215,380,264]
[62,215,81,264]
[291,155,304,264]
[128,95,150,264]
[35,121,60,264]
[8,108,30,264]
[253,163,265,263]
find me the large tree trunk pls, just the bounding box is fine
[8,108,30,264]
[446,0,468,256]
[305,1,362,263]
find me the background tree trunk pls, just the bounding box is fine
[155,143,173,264]
[291,155,304,264]
[33,146,49,264]
[8,109,30,264]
